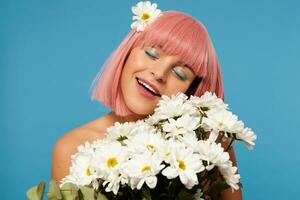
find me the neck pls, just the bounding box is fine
[108,111,148,123]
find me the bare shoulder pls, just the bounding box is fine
[51,114,114,182]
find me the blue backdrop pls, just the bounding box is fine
[1,0,299,199]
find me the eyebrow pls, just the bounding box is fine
[181,63,195,74]
[147,44,196,75]
[177,62,195,75]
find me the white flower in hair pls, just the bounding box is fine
[131,1,162,32]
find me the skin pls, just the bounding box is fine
[120,44,196,116]
[51,44,242,200]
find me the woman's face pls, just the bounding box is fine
[120,44,196,116]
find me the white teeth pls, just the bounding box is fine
[137,79,159,95]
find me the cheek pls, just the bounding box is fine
[121,55,144,85]
[123,50,148,74]
[164,78,192,96]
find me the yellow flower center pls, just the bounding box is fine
[177,160,186,170]
[141,165,152,172]
[141,12,150,20]
[106,157,118,168]
[165,152,170,157]
[147,144,154,151]
[86,168,91,176]
[219,121,224,127]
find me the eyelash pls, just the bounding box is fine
[145,49,159,59]
[144,49,187,81]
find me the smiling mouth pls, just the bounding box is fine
[136,77,161,97]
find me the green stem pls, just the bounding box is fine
[216,131,224,144]
[225,138,234,152]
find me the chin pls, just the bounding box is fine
[126,100,155,116]
[130,107,155,116]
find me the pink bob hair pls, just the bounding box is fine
[89,11,224,116]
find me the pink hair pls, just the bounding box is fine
[89,11,224,116]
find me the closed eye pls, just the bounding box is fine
[144,48,188,81]
[144,49,159,59]
[172,68,187,80]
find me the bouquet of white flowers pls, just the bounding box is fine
[27,92,256,200]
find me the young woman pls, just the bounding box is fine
[51,4,242,200]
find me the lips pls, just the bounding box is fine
[136,77,161,97]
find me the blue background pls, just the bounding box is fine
[1,0,299,199]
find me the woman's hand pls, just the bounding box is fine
[217,146,243,200]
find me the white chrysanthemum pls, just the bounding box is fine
[194,188,205,200]
[157,92,188,107]
[90,138,111,150]
[179,132,199,151]
[189,91,228,111]
[106,121,139,144]
[236,127,257,150]
[131,121,158,137]
[91,142,128,176]
[124,152,165,190]
[162,144,205,189]
[89,142,129,194]
[159,139,175,163]
[202,109,244,134]
[145,113,161,125]
[125,130,165,156]
[131,1,162,32]
[76,141,95,154]
[60,175,78,188]
[162,114,200,140]
[218,162,241,190]
[102,169,129,195]
[60,150,96,188]
[196,140,230,171]
[154,93,197,120]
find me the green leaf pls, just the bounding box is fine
[201,107,209,111]
[47,180,62,200]
[78,186,95,200]
[157,193,168,200]
[141,187,152,200]
[176,188,194,200]
[60,183,79,200]
[167,178,180,199]
[26,181,46,200]
[96,192,109,200]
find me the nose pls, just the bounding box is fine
[150,71,166,83]
[150,60,171,83]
